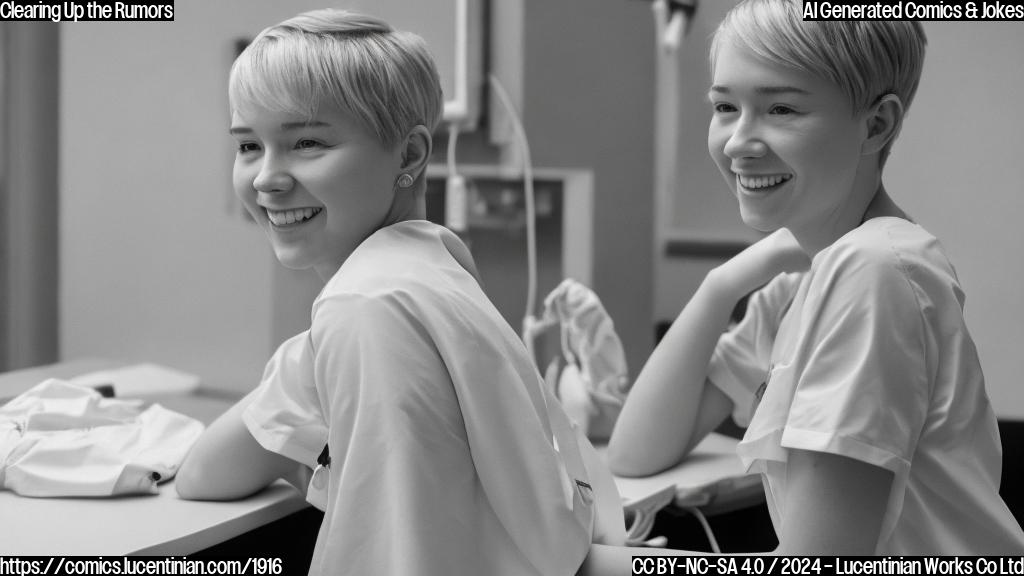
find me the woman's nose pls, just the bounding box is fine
[722,116,768,160]
[253,156,294,193]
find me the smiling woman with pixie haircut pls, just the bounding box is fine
[610,0,1024,556]
[176,10,602,575]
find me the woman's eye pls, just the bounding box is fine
[296,139,323,150]
[769,105,796,115]
[237,142,260,153]
[713,103,737,113]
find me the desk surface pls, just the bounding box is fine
[0,358,121,400]
[0,367,308,556]
[0,358,200,402]
[599,434,763,516]
[1,361,762,555]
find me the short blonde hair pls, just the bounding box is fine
[229,9,443,148]
[711,0,926,114]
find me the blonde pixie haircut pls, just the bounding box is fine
[711,0,927,164]
[229,9,443,148]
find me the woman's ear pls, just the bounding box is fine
[399,125,433,181]
[861,94,904,157]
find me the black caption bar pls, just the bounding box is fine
[633,556,1024,576]
[0,556,283,576]
[802,0,1024,21]
[0,1,174,22]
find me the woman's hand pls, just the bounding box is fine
[713,228,810,299]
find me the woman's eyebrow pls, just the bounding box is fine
[228,121,331,136]
[709,84,811,96]
[755,85,811,96]
[280,121,331,131]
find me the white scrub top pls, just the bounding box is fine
[243,220,591,575]
[708,217,1024,554]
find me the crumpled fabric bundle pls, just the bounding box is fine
[0,379,204,497]
[538,279,631,441]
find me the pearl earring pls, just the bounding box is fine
[397,173,415,189]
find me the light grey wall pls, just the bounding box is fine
[59,0,467,393]
[886,22,1024,418]
[60,0,635,393]
[652,0,752,324]
[3,23,60,371]
[60,3,281,393]
[523,0,656,374]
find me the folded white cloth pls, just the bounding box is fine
[538,279,631,441]
[0,379,204,497]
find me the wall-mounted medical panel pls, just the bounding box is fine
[341,0,484,127]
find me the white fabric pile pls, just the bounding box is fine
[0,379,203,497]
[534,279,632,441]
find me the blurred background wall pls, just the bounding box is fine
[46,0,655,394]
[3,3,1022,419]
[1,23,60,371]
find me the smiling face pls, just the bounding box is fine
[231,101,403,279]
[707,40,869,238]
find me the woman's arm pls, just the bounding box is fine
[176,390,307,501]
[608,230,809,477]
[580,450,891,565]
[776,450,892,554]
[607,271,741,477]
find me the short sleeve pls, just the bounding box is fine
[707,272,802,426]
[242,331,326,467]
[740,245,930,480]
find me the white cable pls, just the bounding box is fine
[663,9,686,50]
[445,123,469,233]
[488,74,538,341]
[447,122,460,175]
[682,506,721,554]
[652,0,668,42]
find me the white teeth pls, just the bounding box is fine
[738,174,791,189]
[266,207,322,226]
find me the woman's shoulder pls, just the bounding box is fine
[313,220,493,334]
[747,270,805,323]
[816,218,953,280]
[809,217,964,310]
[320,221,454,297]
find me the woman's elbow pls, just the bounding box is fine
[605,435,633,476]
[174,445,290,501]
[607,452,656,479]
[174,453,238,501]
[174,462,206,500]
[174,465,258,501]
[606,433,657,478]
[607,427,686,478]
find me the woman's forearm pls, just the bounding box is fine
[607,270,743,477]
[608,230,808,477]
[176,391,300,500]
